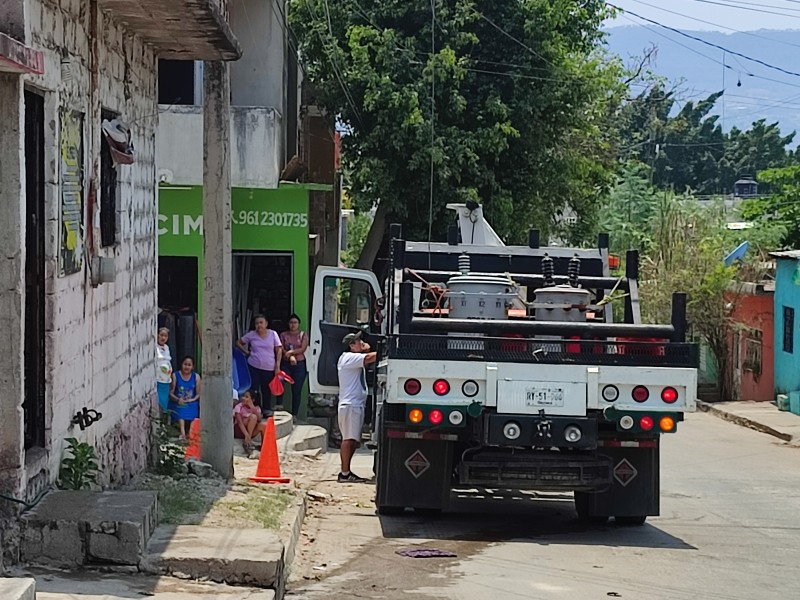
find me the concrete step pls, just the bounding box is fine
[280,425,327,454]
[0,577,35,600]
[143,525,284,591]
[20,491,158,568]
[28,568,275,599]
[273,411,293,440]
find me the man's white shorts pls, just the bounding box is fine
[338,405,365,442]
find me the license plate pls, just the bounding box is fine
[525,388,564,407]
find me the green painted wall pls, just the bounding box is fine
[157,184,310,331]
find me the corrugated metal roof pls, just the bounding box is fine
[769,250,800,259]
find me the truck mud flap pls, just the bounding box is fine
[575,442,660,518]
[458,451,612,491]
[377,436,453,511]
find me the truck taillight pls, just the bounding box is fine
[661,387,678,404]
[429,410,444,425]
[639,415,654,431]
[659,416,675,431]
[632,385,649,403]
[404,379,421,395]
[433,379,450,396]
[409,409,424,424]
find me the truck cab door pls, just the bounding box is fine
[308,266,383,395]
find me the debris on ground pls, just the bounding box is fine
[395,548,458,559]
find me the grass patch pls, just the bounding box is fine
[128,472,227,525]
[217,485,294,530]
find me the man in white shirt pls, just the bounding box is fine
[337,331,377,483]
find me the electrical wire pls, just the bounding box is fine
[427,0,436,266]
[616,13,800,91]
[628,0,800,50]
[686,0,800,18]
[304,1,364,127]
[609,4,800,78]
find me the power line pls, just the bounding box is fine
[473,10,558,68]
[628,0,800,50]
[304,1,364,127]
[685,0,800,18]
[427,0,436,262]
[609,4,800,79]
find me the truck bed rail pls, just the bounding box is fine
[387,334,699,368]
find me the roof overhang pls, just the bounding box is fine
[98,0,241,60]
[0,32,44,74]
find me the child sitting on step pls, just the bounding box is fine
[234,390,266,456]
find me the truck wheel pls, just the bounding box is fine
[413,508,442,517]
[574,492,609,525]
[377,504,404,516]
[615,515,647,526]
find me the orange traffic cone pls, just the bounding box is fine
[248,417,290,484]
[184,419,201,460]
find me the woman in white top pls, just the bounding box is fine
[156,327,173,411]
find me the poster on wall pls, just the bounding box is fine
[59,110,84,276]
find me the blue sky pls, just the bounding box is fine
[609,0,800,32]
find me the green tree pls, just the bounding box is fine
[598,160,657,255]
[289,0,625,266]
[741,165,800,248]
[719,120,795,194]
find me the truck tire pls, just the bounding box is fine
[377,504,404,516]
[615,515,647,526]
[574,492,609,525]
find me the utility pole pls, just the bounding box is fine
[201,60,233,478]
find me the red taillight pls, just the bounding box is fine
[433,379,450,396]
[661,387,678,404]
[404,379,421,395]
[640,415,654,431]
[632,385,649,403]
[429,410,444,425]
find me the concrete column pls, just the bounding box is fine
[201,61,233,478]
[0,74,26,501]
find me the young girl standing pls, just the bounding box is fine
[156,328,173,411]
[169,356,201,439]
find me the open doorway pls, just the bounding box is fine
[158,256,200,371]
[233,253,294,338]
[24,89,46,450]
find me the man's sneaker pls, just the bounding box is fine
[338,471,367,483]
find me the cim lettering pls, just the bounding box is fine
[184,215,203,235]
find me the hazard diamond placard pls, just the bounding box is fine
[404,450,431,479]
[613,458,638,487]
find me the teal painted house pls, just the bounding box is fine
[771,251,800,396]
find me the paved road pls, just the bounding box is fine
[289,412,800,600]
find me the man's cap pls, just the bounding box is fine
[342,331,363,346]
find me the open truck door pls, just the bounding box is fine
[308,267,382,395]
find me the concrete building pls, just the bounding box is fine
[155,0,338,413]
[726,282,775,402]
[771,251,800,411]
[0,0,239,562]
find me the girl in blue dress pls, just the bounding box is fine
[169,356,201,439]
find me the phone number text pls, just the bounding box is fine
[231,211,308,228]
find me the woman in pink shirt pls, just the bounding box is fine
[280,313,309,417]
[236,315,282,414]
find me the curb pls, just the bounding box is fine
[697,400,793,442]
[282,493,307,575]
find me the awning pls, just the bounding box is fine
[98,0,241,60]
[0,32,44,74]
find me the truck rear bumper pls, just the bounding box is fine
[458,450,613,491]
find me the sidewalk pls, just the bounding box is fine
[697,400,800,444]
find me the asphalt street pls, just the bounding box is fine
[289,412,800,600]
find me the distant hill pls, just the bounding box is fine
[605,26,800,143]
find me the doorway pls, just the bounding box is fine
[233,253,294,337]
[24,89,46,450]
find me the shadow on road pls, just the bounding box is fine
[378,490,696,551]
